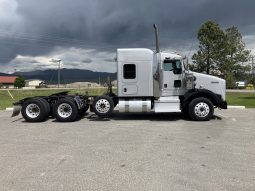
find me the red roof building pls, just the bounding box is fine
[0,76,17,88]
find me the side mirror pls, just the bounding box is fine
[184,62,189,71]
[183,57,189,71]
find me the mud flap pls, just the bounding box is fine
[11,105,22,117]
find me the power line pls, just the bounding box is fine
[0,29,88,44]
[0,37,120,50]
[0,30,122,51]
[0,29,190,51]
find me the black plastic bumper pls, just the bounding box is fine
[218,101,228,109]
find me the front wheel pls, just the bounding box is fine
[93,95,114,118]
[188,97,214,121]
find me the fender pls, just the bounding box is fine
[182,89,227,109]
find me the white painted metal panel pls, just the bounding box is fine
[154,96,181,113]
[117,49,154,97]
[122,85,138,95]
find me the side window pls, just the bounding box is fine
[123,64,136,79]
[163,63,173,71]
[163,60,182,74]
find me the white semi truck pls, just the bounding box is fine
[12,25,227,122]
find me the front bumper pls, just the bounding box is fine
[218,101,227,109]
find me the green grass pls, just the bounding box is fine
[0,88,110,110]
[226,92,255,108]
[0,89,254,110]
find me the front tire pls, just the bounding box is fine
[181,106,189,118]
[188,97,214,121]
[53,98,78,122]
[93,95,114,118]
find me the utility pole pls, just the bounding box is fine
[58,60,61,88]
[252,56,254,78]
[51,59,62,88]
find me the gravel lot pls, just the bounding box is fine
[0,109,255,191]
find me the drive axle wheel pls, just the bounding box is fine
[21,98,48,122]
[188,97,214,121]
[53,98,78,122]
[93,95,114,118]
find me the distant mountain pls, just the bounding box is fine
[0,72,12,76]
[11,69,117,84]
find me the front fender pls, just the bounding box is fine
[182,89,227,109]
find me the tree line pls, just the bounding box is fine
[191,20,253,88]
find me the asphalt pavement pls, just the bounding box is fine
[0,109,255,191]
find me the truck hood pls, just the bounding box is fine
[191,72,226,100]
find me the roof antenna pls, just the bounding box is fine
[153,24,160,53]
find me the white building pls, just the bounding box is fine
[66,82,100,88]
[25,79,45,88]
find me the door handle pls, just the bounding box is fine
[124,88,127,92]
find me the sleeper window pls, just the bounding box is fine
[123,64,136,79]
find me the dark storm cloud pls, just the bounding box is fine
[68,63,80,67]
[81,59,93,64]
[0,0,255,69]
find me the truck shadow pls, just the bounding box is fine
[14,112,221,123]
[87,112,222,122]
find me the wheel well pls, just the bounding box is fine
[19,96,86,110]
[182,90,220,109]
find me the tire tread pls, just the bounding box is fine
[188,97,214,121]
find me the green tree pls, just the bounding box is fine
[192,20,225,74]
[14,75,26,88]
[249,76,255,86]
[217,26,250,88]
[192,21,251,88]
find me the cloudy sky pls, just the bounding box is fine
[0,0,254,73]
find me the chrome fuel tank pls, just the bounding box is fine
[119,99,152,112]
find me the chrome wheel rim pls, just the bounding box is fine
[194,102,210,117]
[95,99,110,113]
[26,104,40,118]
[58,103,72,118]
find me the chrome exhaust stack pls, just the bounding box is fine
[153,24,161,98]
[153,24,160,53]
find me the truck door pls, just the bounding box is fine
[162,59,183,96]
